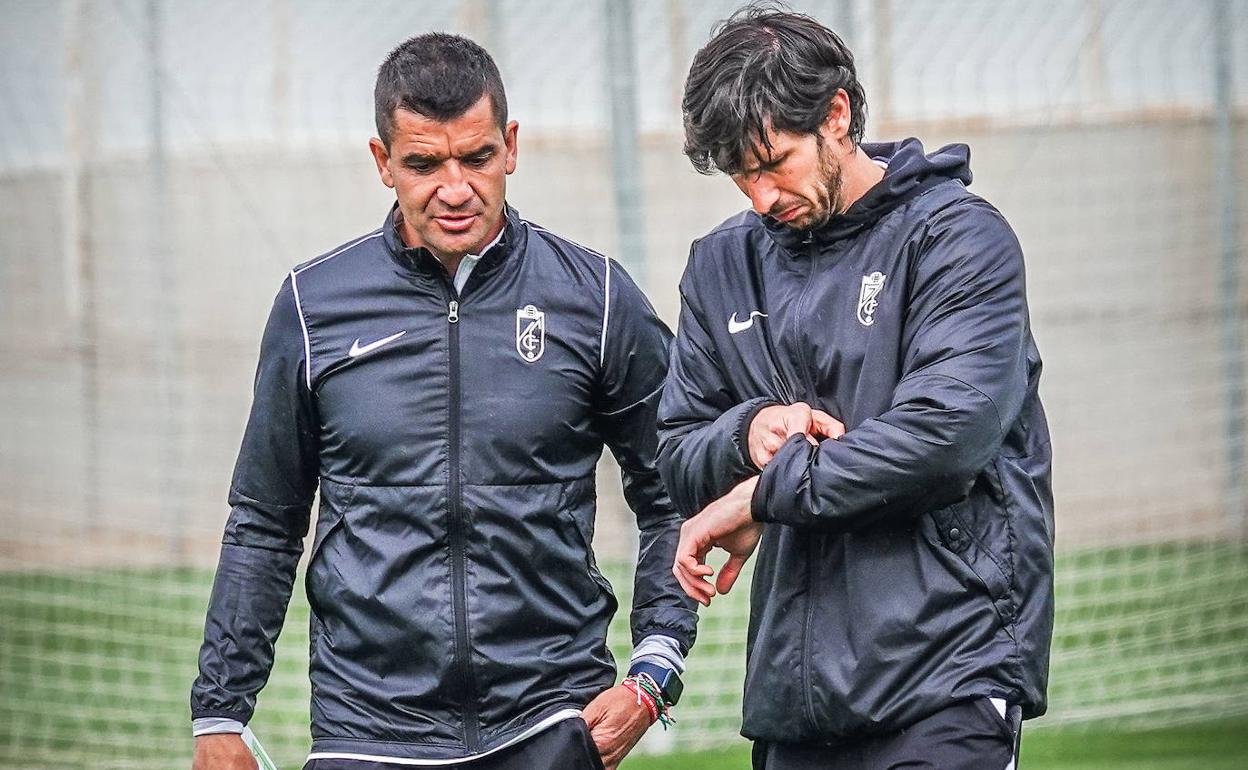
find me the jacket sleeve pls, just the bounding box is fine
[593,260,699,653]
[752,201,1030,531]
[190,276,319,723]
[656,251,776,518]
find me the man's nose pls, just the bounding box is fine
[745,177,780,216]
[437,163,474,208]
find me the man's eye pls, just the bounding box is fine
[466,154,491,167]
[408,162,435,174]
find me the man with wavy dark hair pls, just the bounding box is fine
[660,7,1054,769]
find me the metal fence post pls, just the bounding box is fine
[1213,0,1244,531]
[64,0,101,532]
[604,0,646,280]
[147,0,184,559]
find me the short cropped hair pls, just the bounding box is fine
[374,32,508,147]
[682,5,867,175]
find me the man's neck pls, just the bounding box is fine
[397,216,505,277]
[837,145,887,213]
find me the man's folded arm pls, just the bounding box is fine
[753,204,1032,532]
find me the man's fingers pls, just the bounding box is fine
[680,576,713,606]
[810,409,846,439]
[716,554,748,595]
[676,519,716,576]
[674,551,717,605]
[581,704,604,728]
[677,552,714,578]
[783,402,814,436]
[749,446,768,468]
[673,553,714,605]
[756,431,793,466]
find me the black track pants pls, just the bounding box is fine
[303,718,604,770]
[752,699,1022,770]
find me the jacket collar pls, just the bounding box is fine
[383,202,524,283]
[765,137,973,253]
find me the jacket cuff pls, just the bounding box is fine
[735,398,782,471]
[190,707,252,722]
[752,433,814,525]
[629,633,686,675]
[631,607,698,654]
[192,717,245,736]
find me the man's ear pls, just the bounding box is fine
[369,137,394,188]
[822,88,852,145]
[503,120,519,175]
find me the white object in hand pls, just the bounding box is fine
[241,726,279,770]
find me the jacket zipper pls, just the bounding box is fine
[794,235,821,734]
[443,288,480,751]
[791,235,822,408]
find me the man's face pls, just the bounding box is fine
[731,125,845,232]
[369,95,518,261]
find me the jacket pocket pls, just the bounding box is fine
[558,497,614,600]
[305,480,355,624]
[929,490,1016,626]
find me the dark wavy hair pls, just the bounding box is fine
[682,5,867,175]
[375,33,508,147]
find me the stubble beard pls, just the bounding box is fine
[793,138,845,233]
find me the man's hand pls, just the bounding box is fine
[748,403,845,468]
[673,477,763,606]
[192,734,257,770]
[581,684,653,770]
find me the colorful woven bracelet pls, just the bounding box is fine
[622,677,660,723]
[625,673,675,728]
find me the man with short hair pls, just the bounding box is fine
[191,33,695,770]
[659,8,1054,769]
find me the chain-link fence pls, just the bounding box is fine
[1,1,1245,767]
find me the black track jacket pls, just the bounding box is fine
[192,205,697,760]
[658,139,1054,743]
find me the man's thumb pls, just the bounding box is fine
[811,409,845,439]
[717,555,748,595]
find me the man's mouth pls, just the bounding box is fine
[434,213,479,233]
[772,205,803,223]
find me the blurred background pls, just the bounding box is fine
[1,0,1245,767]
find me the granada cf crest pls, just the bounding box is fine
[516,304,546,363]
[857,271,887,327]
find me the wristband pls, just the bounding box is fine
[626,661,683,706]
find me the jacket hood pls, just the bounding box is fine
[766,138,973,250]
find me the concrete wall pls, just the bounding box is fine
[1,115,1246,567]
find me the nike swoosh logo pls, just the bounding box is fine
[728,311,768,334]
[348,330,407,358]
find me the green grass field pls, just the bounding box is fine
[1,542,1245,768]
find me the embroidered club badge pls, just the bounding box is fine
[516,304,546,363]
[857,271,886,327]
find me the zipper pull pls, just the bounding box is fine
[448,300,459,324]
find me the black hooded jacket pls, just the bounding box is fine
[192,205,697,760]
[657,139,1054,742]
